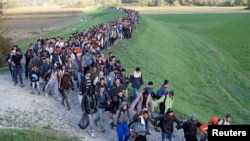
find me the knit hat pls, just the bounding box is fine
[191,113,197,119]
[166,108,173,114]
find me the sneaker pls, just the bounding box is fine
[38,92,41,95]
[101,129,105,133]
[90,133,96,138]
[31,91,34,94]
[45,93,48,97]
[20,84,25,88]
[56,97,62,101]
[14,83,17,86]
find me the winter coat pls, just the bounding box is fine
[114,102,131,125]
[81,90,98,114]
[154,94,174,114]
[158,114,182,134]
[96,91,110,109]
[129,71,143,89]
[183,119,202,138]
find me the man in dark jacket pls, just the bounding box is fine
[183,114,202,141]
[94,85,111,132]
[81,87,98,138]
[25,43,34,79]
[155,108,182,141]
[11,49,25,87]
[79,70,93,95]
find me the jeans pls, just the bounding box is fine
[95,108,105,130]
[13,66,23,84]
[87,113,96,134]
[31,81,40,93]
[162,132,174,141]
[62,89,70,108]
[77,72,83,88]
[45,80,60,97]
[117,124,129,141]
[133,88,140,100]
[25,65,29,78]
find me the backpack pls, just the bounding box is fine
[84,55,93,67]
[156,87,165,99]
[218,119,225,125]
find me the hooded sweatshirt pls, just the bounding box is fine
[114,102,131,125]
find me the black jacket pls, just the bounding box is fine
[96,91,110,109]
[183,119,202,137]
[81,92,98,114]
[157,114,182,133]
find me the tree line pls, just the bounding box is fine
[3,0,250,7]
[122,0,250,7]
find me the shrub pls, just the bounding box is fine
[0,36,13,67]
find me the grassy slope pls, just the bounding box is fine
[108,13,250,124]
[0,129,79,141]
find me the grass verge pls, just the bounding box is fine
[0,128,79,141]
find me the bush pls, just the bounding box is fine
[0,36,13,67]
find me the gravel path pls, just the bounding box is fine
[0,73,185,141]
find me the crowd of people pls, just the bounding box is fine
[5,7,232,141]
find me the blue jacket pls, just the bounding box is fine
[129,72,143,89]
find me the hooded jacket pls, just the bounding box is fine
[114,102,131,126]
[81,88,98,114]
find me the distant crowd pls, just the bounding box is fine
[5,7,231,141]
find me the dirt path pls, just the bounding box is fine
[0,73,186,141]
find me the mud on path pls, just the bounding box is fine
[1,6,83,41]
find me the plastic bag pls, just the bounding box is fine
[78,113,89,130]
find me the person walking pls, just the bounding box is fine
[59,71,73,110]
[155,108,182,141]
[113,101,131,141]
[130,111,151,141]
[81,87,98,138]
[218,114,231,125]
[94,85,111,132]
[129,67,144,100]
[11,49,25,87]
[30,65,41,95]
[182,114,202,141]
[153,90,175,115]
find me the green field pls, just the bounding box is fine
[109,13,250,124]
[0,129,79,141]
